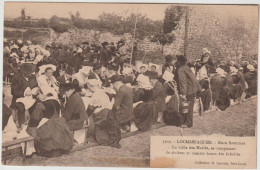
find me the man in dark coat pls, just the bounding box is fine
[149,71,167,123]
[176,55,201,128]
[11,63,38,129]
[100,42,111,67]
[110,75,134,133]
[57,66,74,85]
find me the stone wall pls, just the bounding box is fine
[49,5,258,62]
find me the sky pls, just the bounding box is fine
[4,2,258,21]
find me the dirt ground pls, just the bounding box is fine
[4,96,257,167]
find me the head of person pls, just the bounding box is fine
[109,75,124,91]
[93,63,102,74]
[202,48,211,55]
[148,71,159,86]
[201,53,210,63]
[150,65,157,71]
[165,55,176,65]
[45,67,54,78]
[87,79,100,93]
[101,42,109,49]
[63,83,76,98]
[117,41,125,48]
[20,63,36,78]
[176,55,187,67]
[139,65,146,74]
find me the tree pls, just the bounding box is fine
[152,33,176,54]
[70,11,85,29]
[152,5,184,55]
[50,15,69,33]
[163,5,185,34]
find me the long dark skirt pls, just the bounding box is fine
[200,88,211,111]
[163,94,181,126]
[134,101,157,131]
[216,87,230,111]
[230,84,242,100]
[34,117,74,157]
[87,109,121,148]
[2,103,12,130]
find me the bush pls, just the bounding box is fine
[50,15,70,33]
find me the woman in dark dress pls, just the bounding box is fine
[133,74,157,131]
[86,79,121,148]
[228,66,243,102]
[26,98,74,157]
[213,68,230,111]
[244,64,257,98]
[163,80,181,126]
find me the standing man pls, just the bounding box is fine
[118,41,129,73]
[110,75,134,133]
[176,55,201,128]
[100,42,111,67]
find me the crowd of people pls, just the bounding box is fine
[2,38,258,157]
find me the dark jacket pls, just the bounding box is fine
[63,92,87,131]
[11,72,38,106]
[112,84,134,124]
[100,48,111,65]
[57,75,72,85]
[177,64,201,96]
[152,81,167,112]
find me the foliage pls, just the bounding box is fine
[98,12,162,39]
[163,5,185,34]
[49,15,70,33]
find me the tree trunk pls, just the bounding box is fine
[184,6,189,57]
[162,45,164,55]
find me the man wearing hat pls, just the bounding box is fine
[176,55,201,128]
[11,63,38,129]
[100,41,111,67]
[162,55,176,75]
[110,74,134,133]
[57,66,74,85]
[149,71,167,123]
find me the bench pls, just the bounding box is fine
[2,124,90,165]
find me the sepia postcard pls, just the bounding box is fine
[1,1,258,169]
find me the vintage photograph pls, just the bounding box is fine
[1,2,258,168]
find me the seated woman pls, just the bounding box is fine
[26,94,73,157]
[72,66,92,89]
[133,74,157,131]
[86,79,121,148]
[215,68,231,111]
[244,64,257,98]
[62,83,88,131]
[37,66,59,100]
[230,66,243,102]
